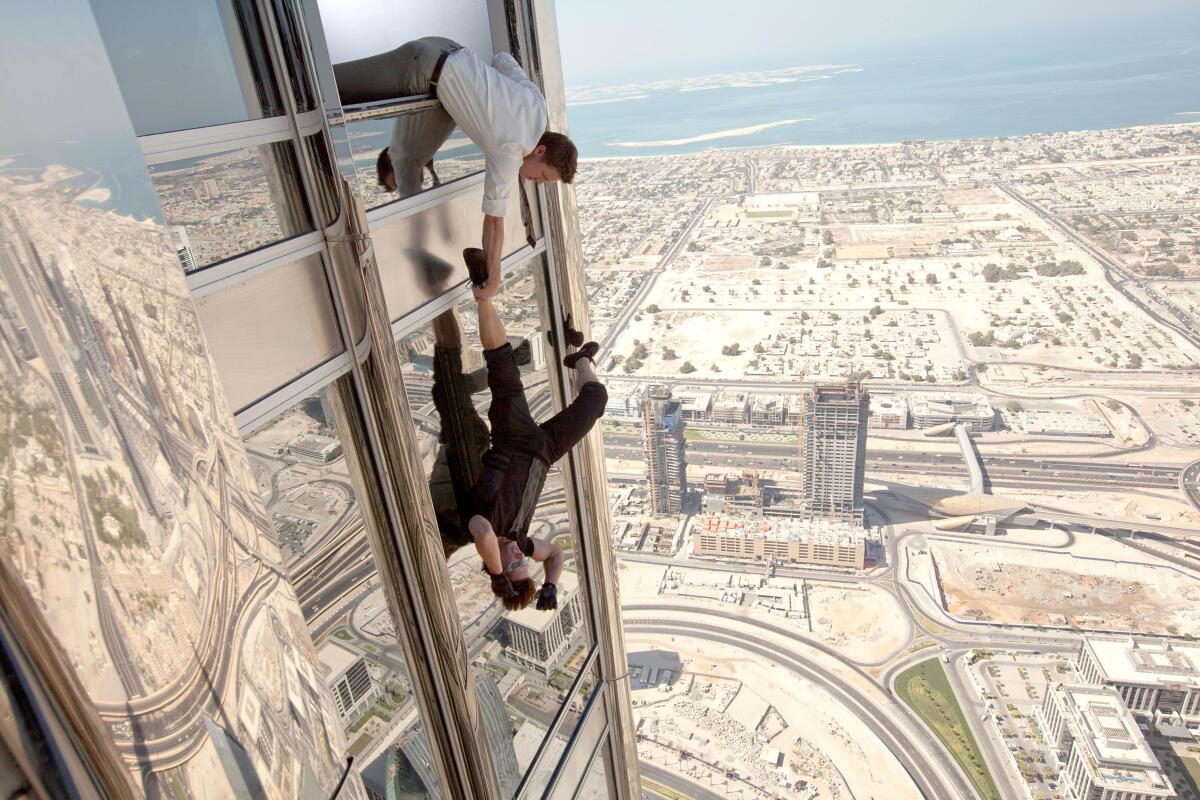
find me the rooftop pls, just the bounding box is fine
[908,392,993,418]
[1086,637,1200,689]
[697,515,867,544]
[505,571,579,633]
[1059,685,1174,795]
[316,641,360,681]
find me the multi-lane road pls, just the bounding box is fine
[604,431,1185,490]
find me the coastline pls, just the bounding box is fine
[577,120,1200,163]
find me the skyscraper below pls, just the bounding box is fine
[642,385,687,515]
[801,383,868,525]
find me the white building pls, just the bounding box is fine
[712,392,749,425]
[1077,637,1200,722]
[908,392,994,432]
[318,641,379,724]
[676,391,713,422]
[868,393,908,429]
[691,516,868,570]
[1037,683,1175,800]
[506,572,584,676]
[749,394,787,427]
[604,382,644,419]
[1016,410,1111,437]
[289,433,343,464]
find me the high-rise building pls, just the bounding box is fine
[505,571,584,675]
[0,2,640,798]
[642,384,687,515]
[318,642,380,723]
[1076,637,1200,720]
[1036,683,1176,800]
[800,382,868,525]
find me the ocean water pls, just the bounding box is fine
[565,43,1200,158]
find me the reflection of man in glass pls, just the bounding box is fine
[435,294,602,612]
[334,37,578,300]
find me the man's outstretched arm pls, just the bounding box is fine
[478,214,505,300]
[468,514,503,574]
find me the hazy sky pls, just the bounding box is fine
[557,0,1200,86]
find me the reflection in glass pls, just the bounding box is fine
[149,142,313,270]
[243,384,432,799]
[396,263,605,794]
[332,38,483,206]
[575,745,612,800]
[92,0,284,136]
[0,140,355,798]
[349,116,483,209]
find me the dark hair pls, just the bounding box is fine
[376,148,393,188]
[500,577,539,611]
[538,132,577,184]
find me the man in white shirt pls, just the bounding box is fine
[334,37,578,300]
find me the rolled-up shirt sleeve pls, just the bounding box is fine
[482,149,522,217]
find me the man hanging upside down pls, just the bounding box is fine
[455,260,604,611]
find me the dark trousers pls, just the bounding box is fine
[483,343,607,465]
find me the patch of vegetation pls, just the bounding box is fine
[896,658,1001,800]
[1034,260,1084,277]
[82,474,147,549]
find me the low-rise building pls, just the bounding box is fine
[750,394,788,427]
[505,572,583,676]
[676,391,713,422]
[604,382,643,419]
[868,393,909,429]
[691,516,867,570]
[289,434,343,464]
[712,392,750,425]
[1016,409,1111,437]
[1037,683,1175,800]
[908,392,994,432]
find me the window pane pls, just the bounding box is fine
[346,115,484,208]
[92,0,284,136]
[149,142,314,271]
[371,188,532,323]
[242,382,434,799]
[574,740,613,800]
[394,261,602,796]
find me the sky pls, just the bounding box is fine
[556,0,1200,87]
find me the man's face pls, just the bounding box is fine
[520,145,562,184]
[500,539,530,582]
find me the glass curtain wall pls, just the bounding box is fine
[2,0,635,797]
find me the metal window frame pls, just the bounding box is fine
[538,687,610,800]
[512,647,600,800]
[188,232,326,296]
[387,240,544,338]
[138,110,324,166]
[365,171,487,228]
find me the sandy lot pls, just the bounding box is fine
[929,538,1200,635]
[625,634,921,800]
[807,583,910,663]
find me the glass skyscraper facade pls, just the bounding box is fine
[0,1,639,798]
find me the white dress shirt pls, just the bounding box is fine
[436,49,547,217]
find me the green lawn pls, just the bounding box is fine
[896,658,1002,800]
[348,733,374,757]
[1176,755,1200,796]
